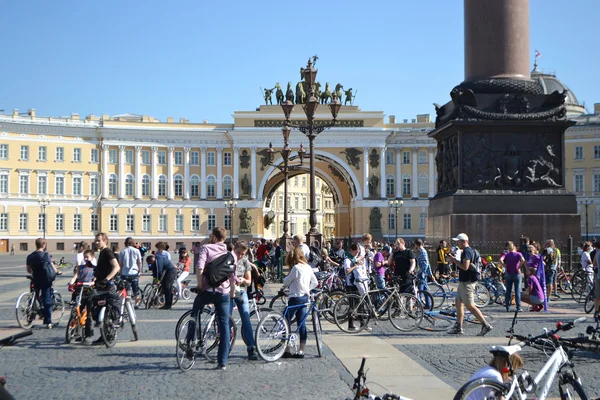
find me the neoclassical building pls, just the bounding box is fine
[0,68,596,252]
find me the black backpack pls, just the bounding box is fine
[203,252,236,288]
[40,252,56,282]
[308,246,323,267]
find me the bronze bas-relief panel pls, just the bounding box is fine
[254,120,364,128]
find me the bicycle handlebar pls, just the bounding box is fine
[0,330,33,347]
[512,317,587,348]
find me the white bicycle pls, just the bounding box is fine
[454,317,589,400]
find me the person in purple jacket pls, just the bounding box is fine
[500,241,525,312]
[521,265,545,312]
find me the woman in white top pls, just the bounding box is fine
[464,351,524,400]
[281,246,318,359]
[581,242,593,276]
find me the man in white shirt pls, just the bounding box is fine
[119,237,142,307]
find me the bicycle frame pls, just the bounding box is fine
[282,299,317,334]
[98,283,136,327]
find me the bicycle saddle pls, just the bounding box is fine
[490,345,521,355]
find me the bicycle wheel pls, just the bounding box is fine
[61,262,74,270]
[389,293,423,332]
[428,282,446,309]
[125,300,138,341]
[571,270,588,302]
[171,286,179,306]
[15,292,35,329]
[333,294,370,334]
[558,273,573,295]
[99,307,118,348]
[584,290,595,314]
[453,378,515,400]
[141,283,153,305]
[65,312,80,343]
[312,309,323,358]
[493,282,507,306]
[321,290,345,323]
[558,374,589,400]
[176,315,197,371]
[417,290,435,311]
[418,312,453,332]
[52,292,65,326]
[255,312,288,362]
[203,314,236,362]
[269,292,288,312]
[473,282,490,308]
[181,287,191,300]
[175,309,194,337]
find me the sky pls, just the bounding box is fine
[1,0,598,123]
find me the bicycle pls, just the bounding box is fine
[583,284,595,314]
[333,286,423,334]
[417,306,496,332]
[143,275,178,309]
[455,317,590,400]
[428,277,490,309]
[254,289,323,361]
[65,282,94,343]
[15,276,65,329]
[55,257,74,271]
[348,357,410,400]
[96,276,139,348]
[270,285,346,324]
[571,268,592,303]
[175,288,237,371]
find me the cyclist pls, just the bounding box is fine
[68,249,96,344]
[25,238,57,329]
[344,243,371,332]
[392,238,416,294]
[281,246,318,358]
[176,249,191,299]
[462,351,524,399]
[154,242,176,310]
[119,237,142,309]
[415,239,435,310]
[230,241,258,360]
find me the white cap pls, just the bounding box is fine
[452,233,469,241]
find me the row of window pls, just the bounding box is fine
[387,213,428,230]
[574,145,600,161]
[385,150,431,165]
[0,213,232,233]
[0,144,236,166]
[573,174,600,193]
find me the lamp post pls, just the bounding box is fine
[280,57,341,248]
[579,199,593,241]
[224,199,237,241]
[388,199,404,243]
[38,197,50,240]
[267,126,306,252]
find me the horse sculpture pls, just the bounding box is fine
[295,81,306,104]
[275,83,284,105]
[334,84,344,103]
[286,82,295,103]
[320,82,332,104]
[315,82,322,100]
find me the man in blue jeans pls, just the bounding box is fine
[26,238,56,329]
[190,227,237,370]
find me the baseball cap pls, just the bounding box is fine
[383,245,392,253]
[452,233,469,241]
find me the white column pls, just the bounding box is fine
[428,147,435,198]
[167,147,175,200]
[118,145,126,199]
[184,147,190,200]
[412,148,418,199]
[101,144,109,199]
[233,147,239,199]
[216,148,223,199]
[200,147,207,199]
[395,149,402,198]
[363,147,369,198]
[151,147,158,200]
[380,147,386,199]
[250,147,257,199]
[135,146,142,199]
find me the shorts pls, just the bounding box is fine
[530,295,543,305]
[456,281,476,306]
[546,269,556,285]
[595,279,600,300]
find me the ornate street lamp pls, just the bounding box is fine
[38,197,51,239]
[388,199,404,243]
[280,58,341,248]
[267,130,306,252]
[224,199,237,240]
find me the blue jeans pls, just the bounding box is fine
[34,282,52,325]
[190,290,231,366]
[373,274,386,290]
[230,290,255,352]
[121,274,140,297]
[418,278,432,310]
[287,295,308,344]
[505,273,522,310]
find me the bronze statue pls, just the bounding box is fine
[239,208,253,233]
[344,88,354,105]
[501,144,522,187]
[341,148,362,170]
[334,84,344,103]
[369,149,379,168]
[241,174,251,197]
[264,211,276,230]
[240,150,250,169]
[275,83,284,105]
[368,174,379,198]
[286,82,295,103]
[315,82,322,101]
[369,207,382,230]
[263,87,275,105]
[295,81,306,104]
[320,83,332,104]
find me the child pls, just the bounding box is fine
[67,249,96,344]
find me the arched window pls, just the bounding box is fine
[125,175,134,196]
[207,176,216,197]
[223,176,232,198]
[158,176,167,197]
[402,174,411,197]
[419,174,428,196]
[174,175,183,197]
[142,175,151,196]
[386,175,395,197]
[190,175,200,198]
[108,174,118,196]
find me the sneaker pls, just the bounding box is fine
[292,351,305,359]
[214,364,226,370]
[46,323,53,329]
[365,326,373,332]
[248,348,258,361]
[477,324,493,337]
[447,325,464,335]
[185,348,195,360]
[516,308,523,313]
[347,326,359,332]
[83,337,93,346]
[282,352,293,359]
[553,293,561,299]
